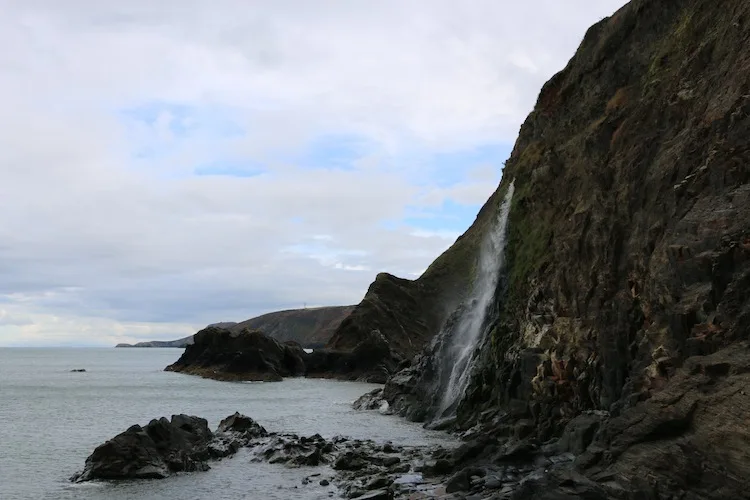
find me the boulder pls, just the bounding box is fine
[71,415,216,482]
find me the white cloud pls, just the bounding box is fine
[0,0,628,345]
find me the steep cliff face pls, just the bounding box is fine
[360,0,750,497]
[463,0,750,431]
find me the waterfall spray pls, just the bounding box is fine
[434,180,515,417]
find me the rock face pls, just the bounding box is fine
[165,326,307,382]
[351,0,750,498]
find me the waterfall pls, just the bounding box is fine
[433,180,515,418]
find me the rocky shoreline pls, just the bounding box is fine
[72,409,600,499]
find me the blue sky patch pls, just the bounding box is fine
[407,142,511,188]
[194,160,267,177]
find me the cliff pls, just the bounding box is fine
[355,0,750,498]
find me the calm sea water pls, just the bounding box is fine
[0,348,452,500]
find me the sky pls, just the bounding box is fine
[0,0,628,346]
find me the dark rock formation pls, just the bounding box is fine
[165,324,400,383]
[72,412,464,499]
[349,0,750,498]
[306,329,403,383]
[165,326,307,382]
[71,415,219,482]
[70,369,86,373]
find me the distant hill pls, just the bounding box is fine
[232,306,355,347]
[115,335,194,348]
[115,306,355,349]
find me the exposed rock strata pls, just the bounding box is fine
[351,0,750,498]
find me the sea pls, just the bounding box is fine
[0,348,453,500]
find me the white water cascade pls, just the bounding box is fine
[434,180,515,417]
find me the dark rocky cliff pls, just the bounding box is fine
[355,0,750,497]
[463,0,750,429]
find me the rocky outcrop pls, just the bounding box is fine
[165,324,399,383]
[71,415,222,481]
[165,326,307,382]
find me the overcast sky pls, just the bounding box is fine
[0,0,628,346]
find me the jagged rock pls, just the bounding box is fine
[353,388,386,411]
[333,451,367,471]
[555,412,606,455]
[421,458,454,477]
[217,412,267,438]
[71,415,217,482]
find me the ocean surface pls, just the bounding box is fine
[0,348,453,500]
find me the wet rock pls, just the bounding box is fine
[320,479,330,486]
[70,369,86,372]
[353,388,385,411]
[364,475,391,490]
[334,451,367,471]
[217,412,267,438]
[445,470,471,493]
[422,458,453,477]
[71,415,216,482]
[356,489,393,500]
[381,456,401,467]
[452,438,489,464]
